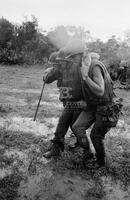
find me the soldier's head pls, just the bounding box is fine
[56,48,67,60]
[64,39,84,58]
[56,39,84,69]
[49,51,60,67]
[55,48,68,69]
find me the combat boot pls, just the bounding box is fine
[85,158,105,169]
[68,140,80,150]
[43,143,61,159]
[82,149,95,161]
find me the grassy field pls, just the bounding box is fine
[0,65,130,200]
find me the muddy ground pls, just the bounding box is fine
[0,65,129,200]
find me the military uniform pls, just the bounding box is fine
[72,59,114,168]
[117,60,128,86]
[43,41,115,169]
[43,53,86,158]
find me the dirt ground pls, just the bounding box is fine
[0,65,130,200]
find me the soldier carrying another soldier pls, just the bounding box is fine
[42,39,122,169]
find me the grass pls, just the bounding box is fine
[0,65,129,199]
[0,104,13,113]
[0,127,129,199]
[105,136,130,187]
[84,182,106,200]
[0,173,23,200]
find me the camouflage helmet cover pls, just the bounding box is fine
[56,39,85,60]
[49,51,59,63]
[64,39,84,58]
[56,48,67,60]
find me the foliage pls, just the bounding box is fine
[0,16,130,67]
[0,17,14,49]
[0,16,53,65]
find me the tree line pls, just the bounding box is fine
[0,16,130,70]
[0,16,54,65]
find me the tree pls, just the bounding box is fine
[124,30,130,47]
[0,17,14,49]
[15,16,38,49]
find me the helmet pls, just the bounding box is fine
[49,51,59,63]
[65,39,84,58]
[56,48,73,62]
[56,48,67,60]
[56,39,85,59]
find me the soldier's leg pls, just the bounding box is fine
[68,108,82,149]
[53,106,74,147]
[90,115,110,167]
[72,111,95,157]
[43,106,73,158]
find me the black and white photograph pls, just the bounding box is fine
[0,0,130,199]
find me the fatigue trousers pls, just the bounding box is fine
[72,110,110,162]
[52,103,82,150]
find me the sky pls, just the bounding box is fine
[0,0,130,41]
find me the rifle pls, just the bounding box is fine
[33,80,46,121]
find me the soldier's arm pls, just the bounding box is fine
[83,65,104,96]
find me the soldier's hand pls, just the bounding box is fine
[81,53,91,78]
[43,67,53,81]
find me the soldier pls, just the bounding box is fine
[43,42,116,170]
[72,51,114,168]
[109,65,117,81]
[43,39,87,158]
[117,60,128,86]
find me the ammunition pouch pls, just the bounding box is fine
[96,98,123,127]
[63,100,87,110]
[76,100,87,110]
